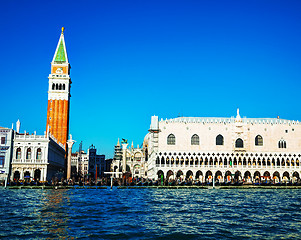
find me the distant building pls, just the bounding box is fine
[88,145,105,179]
[111,139,147,178]
[11,131,65,182]
[105,158,113,173]
[0,126,14,184]
[71,150,89,178]
[71,152,80,178]
[71,145,106,180]
[144,110,301,182]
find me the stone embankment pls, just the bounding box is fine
[3,185,301,190]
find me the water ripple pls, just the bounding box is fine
[0,188,301,239]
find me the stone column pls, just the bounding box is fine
[122,143,128,173]
[41,168,44,181]
[67,135,75,180]
[44,168,47,181]
[20,169,24,180]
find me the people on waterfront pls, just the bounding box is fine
[3,175,301,187]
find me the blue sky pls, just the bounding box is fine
[1,0,301,158]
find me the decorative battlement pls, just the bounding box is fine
[160,117,300,125]
[15,133,65,150]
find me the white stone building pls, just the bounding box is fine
[11,131,65,182]
[112,139,147,178]
[71,151,89,178]
[0,127,14,184]
[144,110,301,183]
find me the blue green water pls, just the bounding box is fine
[0,188,301,239]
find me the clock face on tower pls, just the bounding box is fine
[56,68,63,74]
[47,29,71,148]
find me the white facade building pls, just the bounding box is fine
[11,132,65,182]
[112,139,147,178]
[144,110,301,183]
[0,127,14,183]
[71,151,89,178]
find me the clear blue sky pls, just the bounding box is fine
[1,0,301,158]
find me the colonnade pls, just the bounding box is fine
[154,151,301,182]
[11,166,47,181]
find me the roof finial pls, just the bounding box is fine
[235,108,242,122]
[61,27,65,34]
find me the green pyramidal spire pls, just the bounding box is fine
[54,39,66,62]
[52,27,68,63]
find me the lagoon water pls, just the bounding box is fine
[0,188,301,239]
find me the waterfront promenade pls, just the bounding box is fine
[4,185,301,190]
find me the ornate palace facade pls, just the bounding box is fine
[144,110,301,182]
[112,139,147,179]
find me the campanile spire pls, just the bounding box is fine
[46,27,71,148]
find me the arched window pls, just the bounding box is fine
[36,148,42,160]
[255,135,263,146]
[191,134,199,145]
[63,84,65,90]
[16,148,21,159]
[278,140,286,148]
[56,83,59,90]
[26,148,31,160]
[216,135,224,145]
[167,134,175,145]
[52,83,55,90]
[235,138,244,148]
[59,84,62,90]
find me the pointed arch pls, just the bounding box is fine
[167,134,175,145]
[195,157,199,166]
[161,156,165,165]
[186,170,193,180]
[191,134,199,145]
[166,170,174,180]
[255,135,263,146]
[156,156,160,165]
[196,170,203,179]
[176,170,183,178]
[216,134,224,145]
[235,138,244,148]
[278,140,287,148]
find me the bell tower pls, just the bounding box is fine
[46,27,71,148]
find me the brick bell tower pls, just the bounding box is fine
[46,27,71,148]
